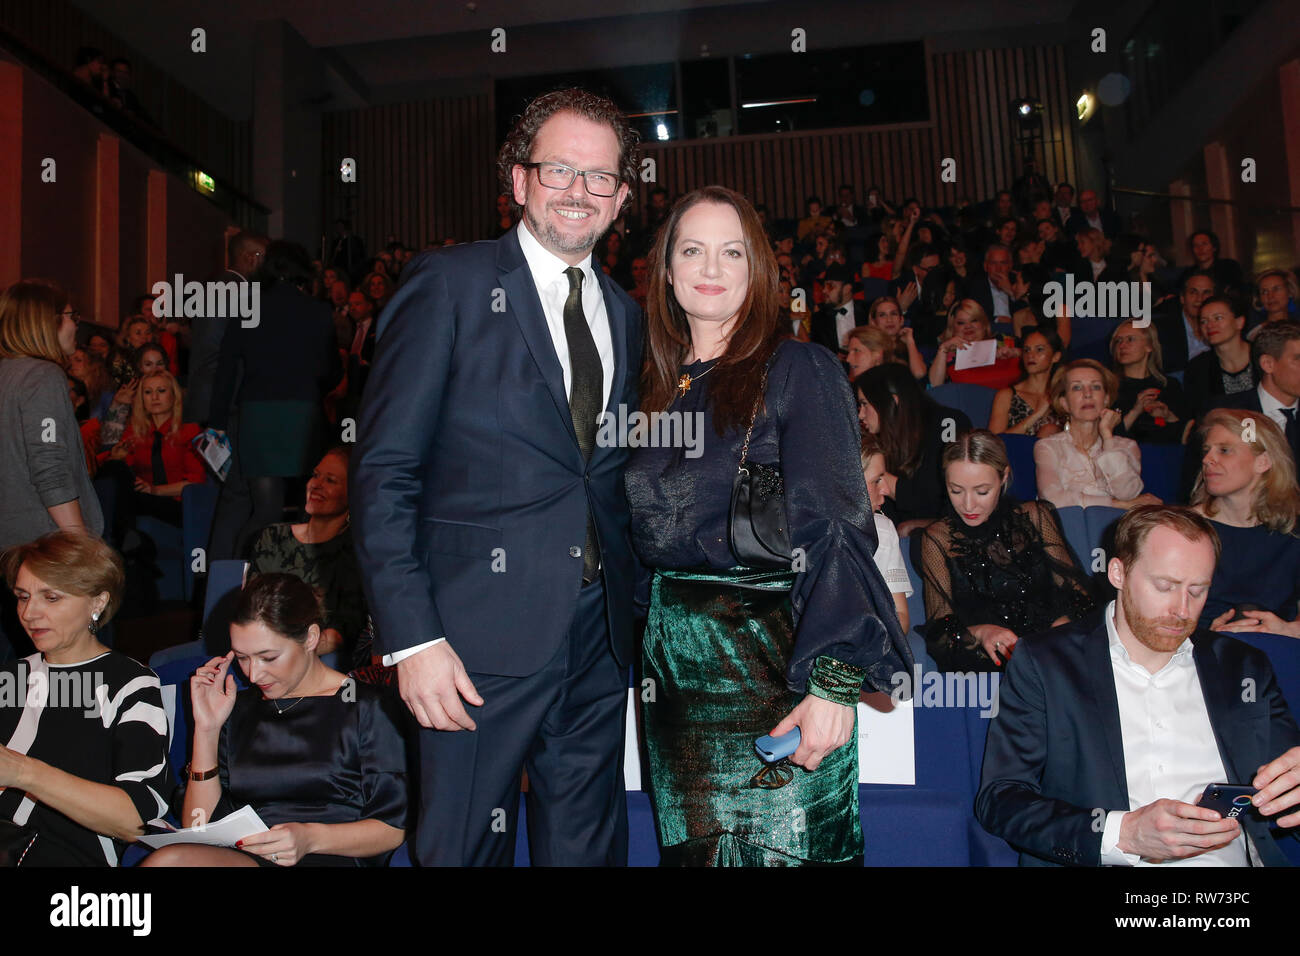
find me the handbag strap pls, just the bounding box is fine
[738,361,772,469]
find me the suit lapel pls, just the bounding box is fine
[1192,635,1252,784]
[497,232,579,447]
[1081,620,1130,799]
[595,268,629,427]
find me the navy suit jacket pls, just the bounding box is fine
[1066,208,1122,239]
[350,228,642,676]
[1219,387,1300,473]
[977,615,1300,866]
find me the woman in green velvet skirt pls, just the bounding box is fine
[625,187,914,866]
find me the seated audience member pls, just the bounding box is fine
[860,433,912,633]
[1248,269,1298,340]
[1189,409,1300,635]
[1219,322,1300,475]
[855,363,972,534]
[946,240,970,283]
[1034,359,1157,510]
[67,347,113,420]
[327,278,352,350]
[796,196,832,242]
[1155,271,1216,374]
[136,295,181,375]
[864,232,898,280]
[1075,228,1125,282]
[68,375,100,476]
[1065,188,1120,239]
[86,331,113,358]
[141,573,407,868]
[866,297,926,378]
[134,342,170,379]
[1110,319,1190,445]
[0,532,174,865]
[107,370,204,525]
[1184,295,1256,419]
[1180,229,1245,294]
[929,298,1022,390]
[249,447,367,666]
[844,326,891,379]
[964,243,1016,327]
[362,271,394,314]
[989,328,1064,437]
[918,430,1094,672]
[488,192,516,240]
[810,263,862,355]
[977,505,1300,866]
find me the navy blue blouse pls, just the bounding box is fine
[624,338,913,693]
[1200,521,1300,629]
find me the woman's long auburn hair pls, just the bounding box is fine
[641,186,781,435]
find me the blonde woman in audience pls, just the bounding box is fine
[844,326,891,379]
[929,298,1021,389]
[1034,359,1159,510]
[1190,409,1300,636]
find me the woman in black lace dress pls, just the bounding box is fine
[918,430,1096,672]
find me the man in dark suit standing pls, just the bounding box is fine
[978,505,1300,866]
[351,89,642,866]
[188,229,266,560]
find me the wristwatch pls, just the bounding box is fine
[184,762,218,782]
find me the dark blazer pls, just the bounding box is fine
[977,615,1300,866]
[1066,208,1122,239]
[349,229,642,676]
[185,268,247,425]
[1219,387,1300,471]
[963,274,1012,322]
[1154,305,1200,374]
[1182,348,1256,420]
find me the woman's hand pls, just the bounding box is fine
[897,326,915,347]
[0,743,29,789]
[769,695,856,772]
[133,477,155,495]
[1098,407,1122,439]
[1210,609,1300,638]
[113,379,139,406]
[237,822,318,866]
[969,624,1019,666]
[1146,401,1177,423]
[995,343,1021,361]
[940,336,967,356]
[109,438,134,461]
[190,652,238,734]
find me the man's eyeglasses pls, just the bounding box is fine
[61,309,81,320]
[521,162,620,197]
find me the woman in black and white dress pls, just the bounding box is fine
[0,531,174,866]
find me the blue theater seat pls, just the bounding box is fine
[1138,442,1185,503]
[1000,434,1038,502]
[929,382,995,431]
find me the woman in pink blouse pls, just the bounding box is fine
[1033,359,1161,510]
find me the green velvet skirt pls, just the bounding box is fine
[641,567,862,866]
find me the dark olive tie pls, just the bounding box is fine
[1282,407,1298,455]
[563,266,602,583]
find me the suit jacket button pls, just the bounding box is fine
[569,546,582,558]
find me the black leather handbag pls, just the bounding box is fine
[728,364,793,568]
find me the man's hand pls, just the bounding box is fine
[770,695,856,772]
[397,641,484,731]
[1117,799,1240,861]
[1253,747,1300,826]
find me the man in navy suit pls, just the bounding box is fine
[978,505,1300,866]
[1219,321,1300,472]
[351,89,642,866]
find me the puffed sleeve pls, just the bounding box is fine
[356,683,409,831]
[1096,437,1143,501]
[771,342,914,695]
[109,668,177,828]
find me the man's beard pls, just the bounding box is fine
[525,201,602,256]
[1120,587,1196,654]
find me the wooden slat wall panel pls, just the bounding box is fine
[321,92,496,250]
[315,45,1076,243]
[629,44,1078,218]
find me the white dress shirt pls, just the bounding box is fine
[988,279,1011,319]
[384,221,617,666]
[872,512,912,597]
[1098,601,1257,866]
[832,300,857,349]
[1257,383,1299,434]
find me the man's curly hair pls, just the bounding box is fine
[497,88,641,215]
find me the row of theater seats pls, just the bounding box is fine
[134,506,1300,865]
